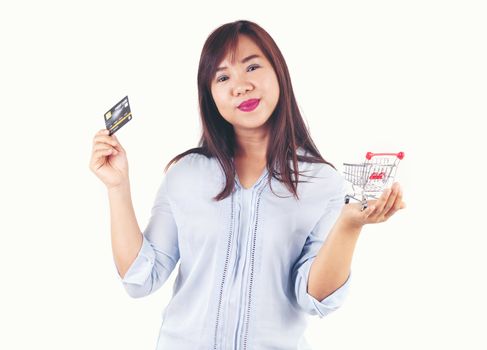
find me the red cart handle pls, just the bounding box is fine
[366,152,404,160]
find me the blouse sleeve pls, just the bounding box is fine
[118,174,180,298]
[291,173,352,318]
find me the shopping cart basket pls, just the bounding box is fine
[343,152,404,211]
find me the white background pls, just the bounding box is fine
[1,0,486,349]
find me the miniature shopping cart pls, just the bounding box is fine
[343,152,405,211]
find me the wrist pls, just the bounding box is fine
[107,180,131,196]
[335,215,364,236]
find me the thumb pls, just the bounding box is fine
[111,134,125,152]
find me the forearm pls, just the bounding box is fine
[307,220,362,300]
[107,181,143,279]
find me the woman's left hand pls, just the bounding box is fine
[339,182,406,230]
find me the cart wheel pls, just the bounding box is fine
[361,200,368,211]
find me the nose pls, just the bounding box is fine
[232,76,254,97]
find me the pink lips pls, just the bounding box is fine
[237,98,260,112]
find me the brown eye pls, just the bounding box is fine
[248,64,260,72]
[216,64,259,83]
[216,75,228,83]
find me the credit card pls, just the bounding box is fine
[104,96,132,136]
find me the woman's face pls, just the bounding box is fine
[210,35,280,132]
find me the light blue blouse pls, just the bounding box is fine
[118,148,352,350]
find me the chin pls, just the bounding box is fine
[237,118,271,131]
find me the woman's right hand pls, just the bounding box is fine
[89,129,129,190]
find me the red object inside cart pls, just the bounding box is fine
[369,172,385,180]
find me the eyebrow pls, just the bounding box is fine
[215,54,262,73]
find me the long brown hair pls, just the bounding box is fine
[164,20,336,201]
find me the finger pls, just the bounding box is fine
[94,129,110,140]
[90,149,114,169]
[365,199,378,210]
[108,132,123,146]
[363,204,377,219]
[93,139,122,153]
[381,183,401,217]
[368,188,392,219]
[111,134,125,151]
[93,135,122,151]
[93,134,117,146]
[96,129,110,136]
[93,148,113,158]
[93,142,118,153]
[384,188,404,219]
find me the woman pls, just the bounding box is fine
[89,20,405,350]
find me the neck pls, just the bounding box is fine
[234,127,269,160]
